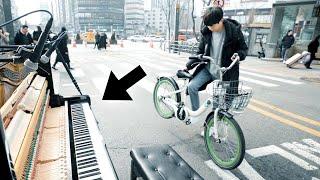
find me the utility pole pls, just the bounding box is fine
[3,0,14,44]
[174,1,180,41]
[174,0,180,53]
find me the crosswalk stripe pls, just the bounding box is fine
[72,68,85,78]
[237,159,265,180]
[281,142,320,165]
[240,76,279,87]
[292,142,320,154]
[246,145,318,170]
[302,139,320,150]
[240,70,303,85]
[92,77,107,94]
[205,160,239,180]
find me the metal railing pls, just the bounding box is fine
[162,40,199,55]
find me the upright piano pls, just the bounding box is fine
[0,45,118,180]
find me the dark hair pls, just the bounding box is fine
[203,7,223,26]
[22,25,28,29]
[37,26,41,31]
[287,30,293,34]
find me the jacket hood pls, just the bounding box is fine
[200,18,241,36]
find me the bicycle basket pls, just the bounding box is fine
[212,81,253,113]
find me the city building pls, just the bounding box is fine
[125,0,144,36]
[151,0,162,9]
[145,8,166,35]
[267,0,320,58]
[73,0,124,35]
[0,1,5,24]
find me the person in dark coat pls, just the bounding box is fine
[14,25,33,45]
[94,32,100,49]
[52,27,73,70]
[187,6,248,114]
[98,33,107,50]
[281,30,295,63]
[32,26,42,43]
[305,35,320,69]
[110,32,117,44]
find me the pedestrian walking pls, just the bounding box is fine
[110,32,117,45]
[99,33,107,50]
[52,27,73,70]
[0,27,9,50]
[14,25,33,45]
[304,35,320,69]
[280,30,295,63]
[32,26,42,43]
[94,32,100,49]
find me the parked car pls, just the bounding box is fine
[128,35,144,42]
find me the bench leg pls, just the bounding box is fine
[131,160,138,180]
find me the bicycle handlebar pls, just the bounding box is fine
[201,54,240,73]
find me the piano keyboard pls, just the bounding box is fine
[69,101,118,180]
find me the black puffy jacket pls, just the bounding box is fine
[193,18,248,90]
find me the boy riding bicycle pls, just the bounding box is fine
[188,7,248,117]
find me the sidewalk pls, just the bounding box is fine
[150,47,320,83]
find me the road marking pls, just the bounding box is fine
[302,139,320,150]
[205,160,239,180]
[248,104,320,137]
[139,61,171,71]
[281,142,320,165]
[62,83,86,87]
[246,145,318,170]
[137,79,155,93]
[94,64,111,75]
[291,141,320,154]
[92,77,107,94]
[239,76,279,87]
[72,68,85,78]
[312,177,320,180]
[237,159,265,180]
[251,99,320,127]
[159,61,182,68]
[240,70,303,85]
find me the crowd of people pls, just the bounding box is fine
[0,25,72,70]
[94,31,118,50]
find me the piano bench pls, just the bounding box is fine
[130,144,203,180]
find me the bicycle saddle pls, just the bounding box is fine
[176,70,193,79]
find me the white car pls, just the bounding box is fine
[128,35,144,42]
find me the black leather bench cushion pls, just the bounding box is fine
[130,144,203,180]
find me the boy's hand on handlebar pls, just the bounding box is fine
[231,53,240,62]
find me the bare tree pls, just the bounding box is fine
[160,0,176,41]
[191,0,212,41]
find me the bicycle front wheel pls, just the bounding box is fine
[204,112,245,170]
[153,77,181,119]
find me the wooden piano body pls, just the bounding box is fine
[0,61,118,179]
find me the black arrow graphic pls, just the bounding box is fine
[102,65,146,100]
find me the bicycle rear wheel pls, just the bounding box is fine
[204,112,245,170]
[153,77,181,119]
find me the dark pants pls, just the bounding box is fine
[305,53,315,68]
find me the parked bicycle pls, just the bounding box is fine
[153,54,253,169]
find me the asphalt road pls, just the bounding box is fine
[52,42,320,180]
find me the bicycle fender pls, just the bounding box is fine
[204,110,233,126]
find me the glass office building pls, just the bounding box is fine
[74,0,124,34]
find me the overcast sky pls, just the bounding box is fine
[14,0,202,25]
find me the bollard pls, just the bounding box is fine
[120,40,124,48]
[72,39,77,48]
[149,40,154,48]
